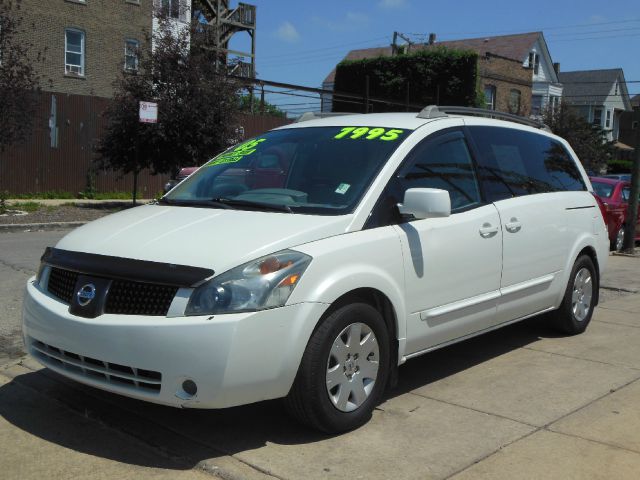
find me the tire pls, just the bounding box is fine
[550,255,598,335]
[285,302,390,433]
[612,227,625,252]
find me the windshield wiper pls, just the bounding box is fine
[158,197,232,209]
[211,197,293,213]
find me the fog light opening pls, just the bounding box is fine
[175,379,198,400]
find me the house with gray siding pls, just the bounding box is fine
[558,69,632,142]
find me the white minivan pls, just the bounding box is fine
[23,106,609,433]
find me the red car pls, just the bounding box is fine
[590,176,640,251]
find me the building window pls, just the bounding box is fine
[531,95,543,116]
[161,0,181,19]
[508,89,521,115]
[593,108,603,126]
[605,110,611,129]
[65,29,85,76]
[528,52,540,75]
[124,39,139,72]
[484,85,496,110]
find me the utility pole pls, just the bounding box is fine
[391,31,414,55]
[623,107,640,253]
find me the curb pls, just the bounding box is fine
[0,221,86,233]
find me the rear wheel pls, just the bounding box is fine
[613,227,625,252]
[285,302,390,433]
[550,255,597,335]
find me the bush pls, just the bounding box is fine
[333,47,479,113]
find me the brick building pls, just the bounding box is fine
[322,32,564,119]
[0,1,275,196]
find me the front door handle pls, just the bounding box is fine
[505,217,522,233]
[479,223,499,238]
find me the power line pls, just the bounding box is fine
[260,35,390,60]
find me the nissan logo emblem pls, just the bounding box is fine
[77,283,97,307]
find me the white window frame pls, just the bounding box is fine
[592,108,602,126]
[124,38,139,72]
[605,109,611,129]
[484,85,496,110]
[65,28,85,76]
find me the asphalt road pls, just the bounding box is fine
[1,229,640,479]
[0,230,67,365]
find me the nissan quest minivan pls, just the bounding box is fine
[23,106,609,433]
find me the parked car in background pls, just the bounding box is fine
[163,167,199,194]
[590,176,640,251]
[602,174,631,182]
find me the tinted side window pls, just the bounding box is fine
[399,131,481,212]
[468,126,586,202]
[366,130,481,228]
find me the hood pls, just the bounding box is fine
[56,204,352,274]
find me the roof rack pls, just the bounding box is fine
[295,112,357,123]
[417,105,551,131]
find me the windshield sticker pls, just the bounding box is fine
[204,138,267,167]
[335,183,351,194]
[334,127,404,141]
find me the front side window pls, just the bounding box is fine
[531,95,543,116]
[65,29,85,75]
[124,39,139,71]
[164,126,410,215]
[605,110,612,129]
[468,126,586,202]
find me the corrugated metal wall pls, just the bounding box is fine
[0,92,291,196]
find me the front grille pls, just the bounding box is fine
[105,281,178,316]
[47,267,178,316]
[30,338,162,393]
[48,268,79,304]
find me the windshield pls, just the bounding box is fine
[591,181,614,198]
[164,126,410,215]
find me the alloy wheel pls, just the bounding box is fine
[572,267,593,322]
[326,322,380,412]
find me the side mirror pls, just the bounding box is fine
[398,188,451,220]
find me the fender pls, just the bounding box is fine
[290,228,408,364]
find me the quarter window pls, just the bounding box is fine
[65,29,85,76]
[468,126,586,202]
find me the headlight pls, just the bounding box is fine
[185,250,312,316]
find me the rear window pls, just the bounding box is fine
[468,126,586,202]
[591,181,614,198]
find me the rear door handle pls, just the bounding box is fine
[479,223,499,238]
[505,217,522,233]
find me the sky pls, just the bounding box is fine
[227,0,640,114]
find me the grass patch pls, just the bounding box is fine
[12,191,75,199]
[9,201,42,212]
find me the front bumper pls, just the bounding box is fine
[22,277,328,408]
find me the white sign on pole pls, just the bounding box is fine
[139,101,158,123]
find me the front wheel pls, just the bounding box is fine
[550,255,598,335]
[285,302,390,433]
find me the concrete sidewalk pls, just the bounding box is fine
[1,285,639,479]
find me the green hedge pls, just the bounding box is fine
[333,47,479,113]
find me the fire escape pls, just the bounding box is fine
[194,0,256,78]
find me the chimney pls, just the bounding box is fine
[553,62,560,75]
[428,33,436,45]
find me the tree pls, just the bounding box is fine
[0,0,42,151]
[98,9,240,203]
[238,94,286,118]
[542,104,615,174]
